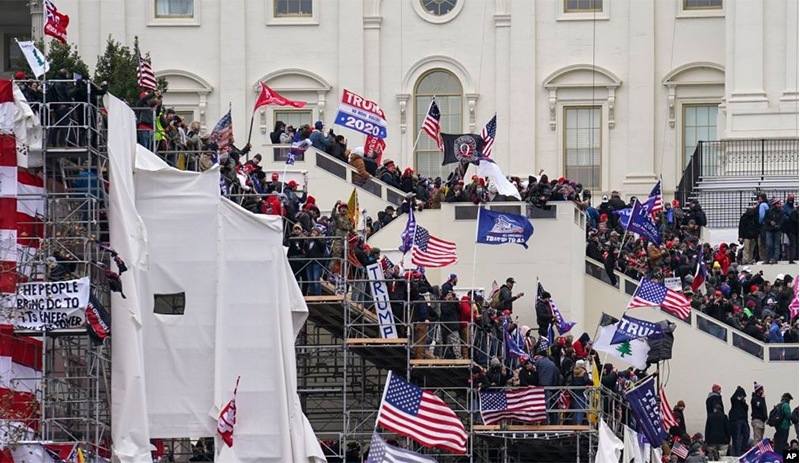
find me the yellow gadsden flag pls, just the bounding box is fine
[589,360,601,424]
[347,187,359,229]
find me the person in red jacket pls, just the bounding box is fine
[714,243,731,275]
[459,291,478,359]
[572,332,592,358]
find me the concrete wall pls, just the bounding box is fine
[584,265,800,437]
[367,201,587,332]
[29,0,797,200]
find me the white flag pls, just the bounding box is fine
[623,425,648,463]
[597,419,624,463]
[593,323,651,370]
[17,41,50,78]
[477,158,522,200]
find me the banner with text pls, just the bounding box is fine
[9,277,89,330]
[335,89,388,139]
[366,263,398,339]
[625,376,667,446]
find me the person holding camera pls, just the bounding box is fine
[309,120,334,152]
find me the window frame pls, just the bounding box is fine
[3,31,30,73]
[558,0,608,21]
[267,0,319,25]
[412,0,465,24]
[413,69,463,180]
[682,0,722,11]
[562,105,602,191]
[681,103,719,168]
[676,0,724,18]
[153,292,186,315]
[148,0,200,26]
[563,0,602,13]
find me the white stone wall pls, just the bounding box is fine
[21,0,798,198]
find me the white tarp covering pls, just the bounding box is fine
[106,94,324,463]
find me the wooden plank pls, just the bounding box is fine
[304,295,344,303]
[409,359,472,367]
[347,338,408,346]
[472,424,592,432]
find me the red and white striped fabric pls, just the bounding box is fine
[0,79,44,462]
[659,388,680,431]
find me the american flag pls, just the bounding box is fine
[671,442,688,459]
[217,376,240,447]
[480,387,546,425]
[210,109,233,154]
[648,180,663,215]
[659,388,680,431]
[411,225,457,268]
[628,278,691,319]
[739,439,776,463]
[789,276,798,319]
[422,99,443,151]
[756,438,773,454]
[556,390,571,410]
[366,432,436,463]
[480,115,496,157]
[376,371,467,454]
[135,43,157,90]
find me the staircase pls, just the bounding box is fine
[676,139,798,228]
[584,257,800,435]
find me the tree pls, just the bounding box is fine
[615,341,633,358]
[93,36,167,105]
[11,40,90,80]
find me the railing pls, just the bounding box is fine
[690,189,799,228]
[676,138,799,206]
[584,257,799,362]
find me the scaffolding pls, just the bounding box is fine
[4,79,112,460]
[291,237,610,463]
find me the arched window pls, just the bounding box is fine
[414,70,462,179]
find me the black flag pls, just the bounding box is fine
[441,133,484,165]
[85,294,111,345]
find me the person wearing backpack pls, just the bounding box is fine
[751,382,768,442]
[773,393,794,453]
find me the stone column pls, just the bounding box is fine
[494,0,511,170]
[363,0,382,101]
[780,0,799,107]
[217,0,247,144]
[622,0,656,195]
[725,0,768,106]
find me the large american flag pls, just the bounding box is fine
[480,387,546,425]
[209,109,233,154]
[135,43,157,90]
[628,278,692,319]
[659,388,680,431]
[480,115,496,158]
[411,224,457,268]
[421,99,443,151]
[366,432,436,463]
[376,371,467,454]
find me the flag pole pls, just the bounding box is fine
[470,205,482,304]
[246,107,257,147]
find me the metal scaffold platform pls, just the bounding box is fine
[2,80,111,461]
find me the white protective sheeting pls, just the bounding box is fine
[106,93,324,463]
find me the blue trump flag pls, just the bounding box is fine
[625,376,667,447]
[611,314,664,345]
[625,199,662,245]
[476,208,534,249]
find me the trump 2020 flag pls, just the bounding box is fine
[611,314,664,345]
[624,199,662,245]
[217,376,240,447]
[376,371,467,454]
[624,376,667,448]
[594,314,650,370]
[476,208,534,249]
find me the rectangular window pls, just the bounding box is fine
[155,0,194,18]
[274,109,312,133]
[563,107,601,190]
[564,0,602,12]
[153,293,186,315]
[414,96,461,180]
[682,104,718,167]
[274,0,313,17]
[683,0,722,10]
[4,33,30,72]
